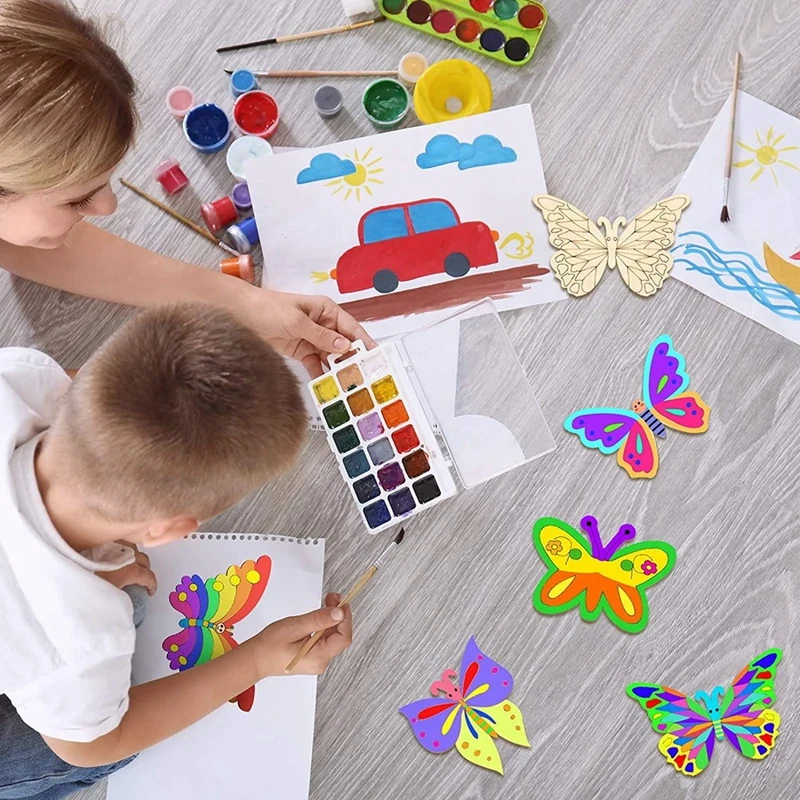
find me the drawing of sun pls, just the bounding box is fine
[734,127,800,185]
[327,147,384,201]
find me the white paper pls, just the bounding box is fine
[249,105,565,339]
[672,91,800,344]
[107,535,325,800]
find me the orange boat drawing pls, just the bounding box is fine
[763,242,800,294]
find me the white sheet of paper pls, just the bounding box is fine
[672,91,800,344]
[107,535,325,800]
[249,105,565,339]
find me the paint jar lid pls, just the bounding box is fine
[230,69,258,97]
[151,159,180,180]
[314,85,343,116]
[166,85,195,117]
[398,52,429,85]
[226,135,273,181]
[397,299,555,488]
[340,0,378,15]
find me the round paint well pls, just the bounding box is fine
[382,0,406,12]
[470,0,494,11]
[166,86,194,119]
[233,90,280,139]
[398,52,429,85]
[230,69,258,97]
[226,135,273,181]
[314,85,343,117]
[518,3,545,28]
[456,18,482,42]
[504,37,530,62]
[431,9,456,33]
[406,0,431,24]
[362,78,410,129]
[480,28,506,52]
[183,104,230,153]
[493,0,518,20]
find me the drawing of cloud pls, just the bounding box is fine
[297,153,356,184]
[416,134,468,169]
[416,134,517,171]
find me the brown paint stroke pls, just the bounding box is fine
[340,264,549,323]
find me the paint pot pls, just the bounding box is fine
[397,52,428,86]
[362,78,410,129]
[183,103,230,153]
[233,90,280,139]
[165,85,194,119]
[200,196,238,234]
[226,216,259,254]
[479,27,506,52]
[230,69,258,98]
[152,159,189,194]
[314,85,343,118]
[219,254,255,284]
[231,182,252,211]
[341,0,378,14]
[226,135,273,181]
[518,3,545,28]
[413,58,492,124]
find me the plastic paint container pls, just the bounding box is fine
[314,85,343,117]
[219,254,255,283]
[225,135,273,181]
[201,196,238,234]
[226,217,260,254]
[362,78,410,129]
[165,85,194,119]
[183,103,230,153]
[398,52,428,85]
[413,59,492,124]
[230,69,259,97]
[341,0,378,14]
[152,159,189,194]
[233,91,280,139]
[231,182,252,211]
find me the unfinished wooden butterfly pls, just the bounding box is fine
[533,194,691,296]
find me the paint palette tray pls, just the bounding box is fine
[309,299,555,533]
[380,0,547,67]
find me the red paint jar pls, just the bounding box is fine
[233,90,280,139]
[152,159,189,194]
[200,196,237,234]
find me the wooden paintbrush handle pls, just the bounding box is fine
[277,19,378,44]
[724,53,742,177]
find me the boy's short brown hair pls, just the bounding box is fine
[50,303,307,522]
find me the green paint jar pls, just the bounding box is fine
[362,78,411,129]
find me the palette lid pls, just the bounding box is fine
[399,299,555,488]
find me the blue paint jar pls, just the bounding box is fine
[183,103,230,153]
[230,69,259,98]
[226,216,260,254]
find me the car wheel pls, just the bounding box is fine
[444,253,470,278]
[373,269,399,294]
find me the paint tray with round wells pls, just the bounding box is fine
[308,299,556,534]
[380,0,547,67]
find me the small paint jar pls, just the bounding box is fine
[230,69,259,98]
[183,103,230,153]
[233,90,280,139]
[152,159,189,194]
[398,52,428,86]
[362,78,410,129]
[226,217,259,254]
[200,196,238,234]
[225,135,273,181]
[219,254,255,283]
[231,182,252,211]
[340,0,378,14]
[314,85,343,118]
[165,85,194,119]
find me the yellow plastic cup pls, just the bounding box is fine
[413,59,493,124]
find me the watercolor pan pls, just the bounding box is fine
[379,0,547,67]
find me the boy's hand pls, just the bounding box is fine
[97,546,157,596]
[253,593,353,677]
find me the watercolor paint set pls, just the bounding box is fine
[379,0,547,67]
[308,300,555,533]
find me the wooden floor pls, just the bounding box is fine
[3,0,799,797]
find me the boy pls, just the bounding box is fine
[0,303,352,799]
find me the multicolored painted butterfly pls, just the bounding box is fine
[627,649,782,777]
[399,638,529,775]
[532,515,676,634]
[564,334,710,479]
[161,555,272,712]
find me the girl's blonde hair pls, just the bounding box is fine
[0,0,136,196]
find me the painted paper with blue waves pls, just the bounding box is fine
[672,231,800,320]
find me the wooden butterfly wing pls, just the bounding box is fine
[615,196,691,296]
[533,195,610,296]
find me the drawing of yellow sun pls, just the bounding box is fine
[734,127,800,185]
[327,147,384,201]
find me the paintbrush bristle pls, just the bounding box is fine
[720,205,730,223]
[394,527,406,545]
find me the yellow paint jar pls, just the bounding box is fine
[413,59,493,125]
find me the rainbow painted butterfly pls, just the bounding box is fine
[161,555,272,712]
[627,649,782,776]
[564,334,709,479]
[399,638,529,775]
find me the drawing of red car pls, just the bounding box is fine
[334,198,499,294]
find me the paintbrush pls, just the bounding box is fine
[720,52,742,223]
[284,527,406,674]
[120,179,239,256]
[216,18,384,54]
[223,68,397,78]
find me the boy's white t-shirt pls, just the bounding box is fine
[0,347,137,742]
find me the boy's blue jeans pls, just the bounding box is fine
[0,586,147,799]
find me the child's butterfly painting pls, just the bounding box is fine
[533,194,691,297]
[532,516,676,633]
[564,335,710,479]
[399,638,529,775]
[161,555,272,712]
[628,649,783,777]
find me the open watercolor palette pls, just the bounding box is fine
[309,300,555,533]
[379,0,548,67]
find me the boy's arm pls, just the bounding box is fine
[43,599,351,768]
